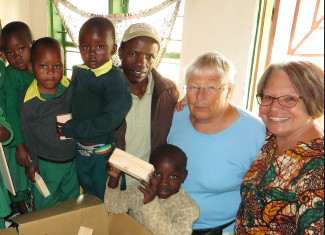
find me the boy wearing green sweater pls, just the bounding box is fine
[20,37,79,210]
[1,21,34,214]
[57,17,132,201]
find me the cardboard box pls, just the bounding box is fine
[0,227,17,235]
[3,194,152,235]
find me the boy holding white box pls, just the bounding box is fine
[104,144,199,235]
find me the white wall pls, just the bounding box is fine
[0,0,48,40]
[179,0,258,106]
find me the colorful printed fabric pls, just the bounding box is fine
[235,132,324,235]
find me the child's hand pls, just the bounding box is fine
[138,173,158,204]
[56,121,64,137]
[174,96,188,111]
[15,144,32,167]
[105,162,122,178]
[25,165,40,182]
[0,124,11,142]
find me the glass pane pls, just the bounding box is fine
[66,33,73,43]
[66,69,73,80]
[67,0,108,15]
[165,40,182,53]
[129,0,165,12]
[157,58,180,85]
[170,17,184,40]
[178,0,186,16]
[66,48,83,78]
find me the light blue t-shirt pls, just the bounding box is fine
[167,104,266,231]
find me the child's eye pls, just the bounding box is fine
[97,45,104,49]
[19,47,25,52]
[146,55,154,59]
[154,172,161,177]
[6,51,13,56]
[129,52,136,56]
[170,175,177,179]
[40,64,46,68]
[82,46,89,50]
[54,64,61,69]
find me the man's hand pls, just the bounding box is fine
[25,165,40,182]
[15,144,32,167]
[174,96,188,112]
[138,173,158,204]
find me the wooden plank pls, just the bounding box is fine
[78,226,93,235]
[0,143,16,196]
[56,113,72,140]
[34,172,51,198]
[109,148,154,182]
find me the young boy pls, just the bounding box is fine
[1,21,33,214]
[0,21,13,228]
[19,37,80,210]
[57,17,132,201]
[104,144,200,235]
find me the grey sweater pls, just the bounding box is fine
[19,85,76,167]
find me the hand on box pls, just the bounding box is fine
[25,165,40,182]
[138,173,157,204]
[15,144,32,167]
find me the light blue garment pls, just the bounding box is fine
[167,104,266,232]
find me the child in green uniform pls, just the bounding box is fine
[0,107,13,229]
[20,37,80,210]
[57,17,132,201]
[1,21,34,214]
[0,22,13,228]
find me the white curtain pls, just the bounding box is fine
[52,0,182,67]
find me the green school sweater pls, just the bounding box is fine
[4,65,34,147]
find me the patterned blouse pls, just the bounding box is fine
[235,132,324,234]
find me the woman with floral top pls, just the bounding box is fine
[235,61,324,235]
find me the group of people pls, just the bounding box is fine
[0,15,323,235]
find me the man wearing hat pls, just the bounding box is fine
[115,23,179,188]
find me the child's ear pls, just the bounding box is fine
[27,62,33,74]
[181,170,188,183]
[111,43,117,56]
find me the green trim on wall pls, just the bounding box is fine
[48,0,68,75]
[109,0,129,14]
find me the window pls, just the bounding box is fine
[246,0,324,125]
[48,0,185,84]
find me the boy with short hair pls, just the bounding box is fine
[0,21,13,228]
[1,21,33,214]
[57,17,132,201]
[20,37,79,210]
[104,144,200,235]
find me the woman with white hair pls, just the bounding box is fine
[168,52,266,234]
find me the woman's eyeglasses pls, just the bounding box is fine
[256,94,302,108]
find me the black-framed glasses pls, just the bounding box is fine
[256,94,302,108]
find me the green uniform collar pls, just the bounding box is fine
[77,59,113,77]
